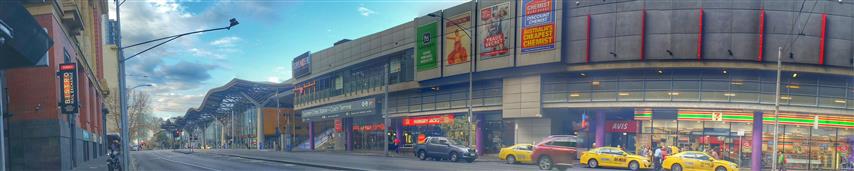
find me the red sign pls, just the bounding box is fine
[402,114,454,126]
[334,119,342,132]
[605,121,639,133]
[352,123,384,132]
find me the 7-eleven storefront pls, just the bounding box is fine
[630,108,854,170]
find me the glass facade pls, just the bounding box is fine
[388,80,502,114]
[400,113,474,148]
[762,124,854,170]
[295,49,414,105]
[542,69,854,111]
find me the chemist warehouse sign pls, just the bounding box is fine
[521,0,555,53]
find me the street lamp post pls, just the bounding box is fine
[771,47,783,171]
[114,0,239,167]
[427,13,475,148]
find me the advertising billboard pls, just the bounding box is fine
[301,98,376,121]
[443,12,472,65]
[58,63,78,114]
[520,0,555,53]
[416,22,439,71]
[478,2,512,59]
[292,51,311,78]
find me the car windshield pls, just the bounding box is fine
[447,139,463,146]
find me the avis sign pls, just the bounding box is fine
[58,63,79,114]
[605,121,638,133]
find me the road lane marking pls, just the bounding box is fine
[151,151,221,171]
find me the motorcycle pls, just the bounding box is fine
[107,151,122,171]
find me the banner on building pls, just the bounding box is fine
[292,51,311,78]
[605,121,639,133]
[444,12,472,65]
[478,2,512,59]
[520,0,555,53]
[416,22,439,71]
[58,63,78,114]
[402,114,455,126]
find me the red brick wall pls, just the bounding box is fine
[7,14,63,121]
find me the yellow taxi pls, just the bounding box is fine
[663,151,739,171]
[580,147,651,170]
[498,144,534,164]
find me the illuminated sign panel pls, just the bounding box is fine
[292,51,311,78]
[58,63,78,114]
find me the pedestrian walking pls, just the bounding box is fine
[654,145,663,171]
[778,151,787,171]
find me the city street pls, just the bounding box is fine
[156,149,627,171]
[132,150,332,171]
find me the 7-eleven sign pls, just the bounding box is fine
[711,112,723,121]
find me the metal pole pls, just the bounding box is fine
[115,0,131,168]
[276,88,281,151]
[383,63,390,157]
[467,25,474,148]
[771,46,782,171]
[0,70,5,171]
[231,110,235,149]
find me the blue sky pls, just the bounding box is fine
[114,0,467,119]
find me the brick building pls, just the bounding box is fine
[2,0,111,170]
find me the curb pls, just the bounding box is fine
[190,151,370,171]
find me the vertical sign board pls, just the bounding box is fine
[441,1,475,77]
[416,22,439,72]
[292,51,311,78]
[476,1,516,72]
[58,63,78,114]
[444,12,473,66]
[517,0,561,66]
[414,12,443,81]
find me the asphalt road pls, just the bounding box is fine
[199,149,629,171]
[132,150,331,171]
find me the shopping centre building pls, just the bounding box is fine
[182,0,854,170]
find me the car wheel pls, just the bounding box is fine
[629,161,639,171]
[506,155,516,164]
[449,152,460,162]
[672,164,683,171]
[715,166,727,171]
[417,151,427,160]
[538,156,553,170]
[588,159,598,168]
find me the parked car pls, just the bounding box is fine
[414,137,477,163]
[532,135,578,171]
[580,147,651,170]
[663,151,739,171]
[498,144,534,164]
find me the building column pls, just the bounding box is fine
[752,111,763,171]
[475,114,484,156]
[395,120,403,153]
[344,118,353,151]
[595,111,606,148]
[256,107,264,150]
[308,122,315,150]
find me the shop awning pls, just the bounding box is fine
[0,1,52,69]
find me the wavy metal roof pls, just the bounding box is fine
[178,78,293,129]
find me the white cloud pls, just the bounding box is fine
[357,5,376,16]
[267,76,282,83]
[210,36,241,47]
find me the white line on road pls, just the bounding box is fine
[150,152,221,171]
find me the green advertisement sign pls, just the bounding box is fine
[416,22,438,71]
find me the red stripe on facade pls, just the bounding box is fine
[819,13,827,65]
[641,9,646,60]
[758,9,765,62]
[586,15,592,63]
[697,8,704,61]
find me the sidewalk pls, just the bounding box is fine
[72,154,138,171]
